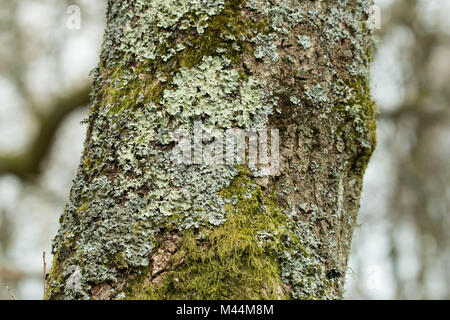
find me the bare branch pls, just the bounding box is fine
[43,252,47,300]
[5,286,17,300]
[0,84,91,179]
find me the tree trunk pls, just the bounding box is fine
[48,0,376,300]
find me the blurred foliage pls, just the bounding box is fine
[347,0,450,299]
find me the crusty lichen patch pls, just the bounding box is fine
[48,55,273,299]
[124,170,288,299]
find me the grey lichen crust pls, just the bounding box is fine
[116,0,225,61]
[50,55,272,299]
[49,0,376,300]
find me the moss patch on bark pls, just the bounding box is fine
[124,169,292,299]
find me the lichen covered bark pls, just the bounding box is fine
[48,0,376,300]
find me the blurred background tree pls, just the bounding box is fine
[0,0,449,299]
[0,0,105,298]
[346,0,450,299]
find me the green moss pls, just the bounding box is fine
[76,201,89,214]
[178,0,270,68]
[114,252,129,270]
[46,249,64,299]
[124,169,292,300]
[96,60,171,115]
[334,78,377,174]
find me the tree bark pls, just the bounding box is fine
[48,0,376,300]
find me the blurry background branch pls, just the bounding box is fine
[0,85,91,179]
[347,0,450,299]
[0,0,104,299]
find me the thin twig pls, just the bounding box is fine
[5,286,17,300]
[43,251,47,300]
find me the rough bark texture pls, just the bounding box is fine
[48,0,376,300]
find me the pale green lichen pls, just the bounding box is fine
[324,0,374,77]
[246,0,305,63]
[112,0,226,61]
[162,56,271,129]
[297,35,312,49]
[49,56,273,299]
